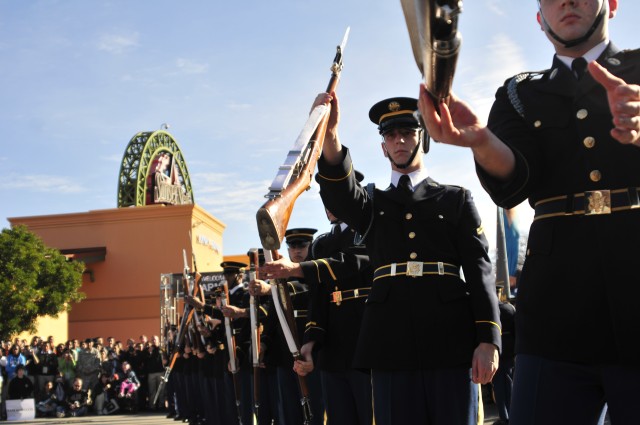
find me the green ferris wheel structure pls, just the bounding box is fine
[117,129,195,208]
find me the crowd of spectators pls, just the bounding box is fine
[0,334,167,419]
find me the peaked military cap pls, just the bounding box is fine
[285,228,317,244]
[369,97,420,135]
[220,261,247,274]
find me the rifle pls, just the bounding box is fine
[221,279,243,425]
[189,245,208,350]
[264,250,313,425]
[256,27,350,250]
[247,248,262,419]
[153,249,195,405]
[400,0,463,101]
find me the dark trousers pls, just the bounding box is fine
[511,354,638,425]
[254,367,279,425]
[321,369,373,425]
[191,373,205,421]
[371,368,477,425]
[492,359,514,421]
[174,372,191,419]
[166,372,177,415]
[239,368,252,425]
[276,365,324,425]
[202,376,223,425]
[223,372,241,425]
[266,367,284,424]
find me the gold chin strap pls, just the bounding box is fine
[378,109,415,124]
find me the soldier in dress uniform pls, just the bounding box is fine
[252,228,325,425]
[186,261,250,425]
[218,261,251,425]
[263,202,374,425]
[243,249,278,425]
[313,92,501,425]
[419,1,640,423]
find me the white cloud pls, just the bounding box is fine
[0,174,86,194]
[176,58,209,75]
[227,102,252,111]
[459,33,527,120]
[98,33,139,54]
[486,0,507,17]
[193,172,270,221]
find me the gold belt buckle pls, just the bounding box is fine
[331,291,342,305]
[585,190,611,215]
[406,261,424,277]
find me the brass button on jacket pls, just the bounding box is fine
[583,137,595,149]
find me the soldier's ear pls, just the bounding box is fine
[608,0,617,18]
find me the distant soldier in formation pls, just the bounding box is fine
[254,228,325,425]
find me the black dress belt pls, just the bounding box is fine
[534,187,640,221]
[373,262,459,281]
[329,287,371,305]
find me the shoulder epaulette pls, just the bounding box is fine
[433,181,466,193]
[506,71,547,118]
[621,48,640,55]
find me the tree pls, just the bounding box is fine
[0,225,85,340]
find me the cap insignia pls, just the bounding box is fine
[388,101,401,112]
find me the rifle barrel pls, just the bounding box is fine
[257,28,349,250]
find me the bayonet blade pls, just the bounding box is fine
[340,26,350,52]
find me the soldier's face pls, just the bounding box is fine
[537,0,614,47]
[224,271,241,286]
[381,128,422,169]
[287,242,310,263]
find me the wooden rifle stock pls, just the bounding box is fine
[257,28,350,251]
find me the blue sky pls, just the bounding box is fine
[1,1,638,259]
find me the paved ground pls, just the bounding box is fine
[5,412,168,424]
[5,408,500,424]
[6,399,609,424]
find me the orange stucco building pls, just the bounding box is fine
[8,203,236,344]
